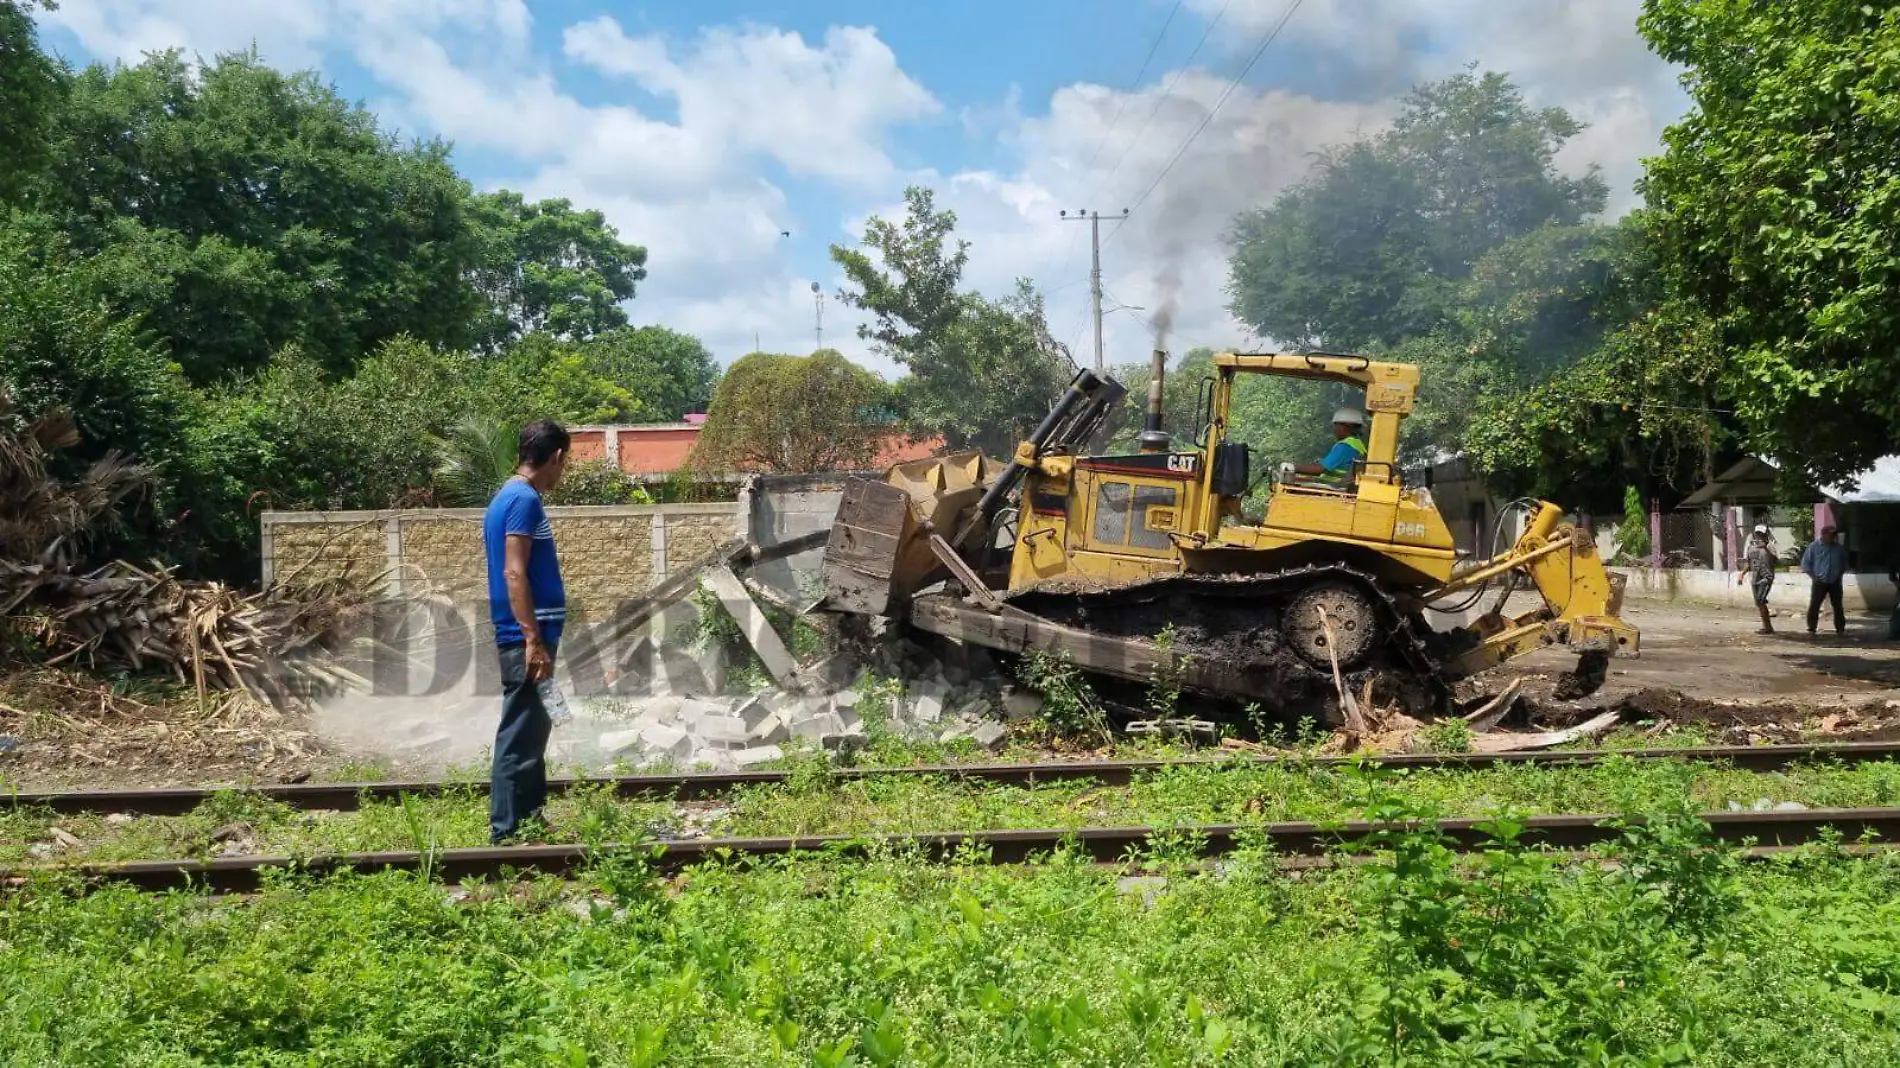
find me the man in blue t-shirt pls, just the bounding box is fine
[482,419,570,842]
[1287,407,1368,486]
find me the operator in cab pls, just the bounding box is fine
[1284,408,1367,486]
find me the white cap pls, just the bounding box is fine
[1332,407,1366,426]
[1753,524,1769,535]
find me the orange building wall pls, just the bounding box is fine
[568,424,947,476]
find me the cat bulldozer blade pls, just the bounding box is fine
[816,350,1637,719]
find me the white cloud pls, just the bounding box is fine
[41,1,1685,384]
[916,0,1687,369]
[562,17,938,185]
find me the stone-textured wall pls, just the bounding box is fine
[262,504,739,616]
[263,514,393,587]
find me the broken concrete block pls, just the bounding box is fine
[638,722,693,760]
[910,692,945,724]
[597,728,645,757]
[765,691,824,722]
[799,655,856,689]
[733,695,773,731]
[791,712,844,741]
[830,695,863,731]
[968,721,1007,751]
[695,715,752,749]
[1002,689,1043,721]
[952,698,994,723]
[746,714,791,746]
[831,690,861,710]
[688,748,736,771]
[680,697,736,721]
[734,744,784,768]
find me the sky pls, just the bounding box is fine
[35,0,1690,380]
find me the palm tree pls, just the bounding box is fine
[432,415,518,507]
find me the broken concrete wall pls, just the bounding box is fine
[743,474,851,602]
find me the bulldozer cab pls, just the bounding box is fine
[1155,352,1459,588]
[997,352,1460,591]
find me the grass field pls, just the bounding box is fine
[5,808,1900,1065]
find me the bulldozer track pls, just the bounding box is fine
[10,741,1900,815]
[12,805,1900,894]
[1005,562,1451,714]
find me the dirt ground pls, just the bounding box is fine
[1492,598,1900,707]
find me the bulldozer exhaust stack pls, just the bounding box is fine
[1139,349,1169,453]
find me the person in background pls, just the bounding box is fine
[1799,524,1848,638]
[483,420,570,843]
[1736,524,1776,634]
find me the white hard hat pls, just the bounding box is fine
[1332,407,1366,426]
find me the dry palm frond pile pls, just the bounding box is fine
[0,389,373,710]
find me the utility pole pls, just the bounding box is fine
[810,281,824,351]
[1060,207,1129,372]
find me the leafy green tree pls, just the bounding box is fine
[1460,298,1725,509]
[1228,70,1607,351]
[466,192,648,353]
[477,333,639,426]
[34,51,480,380]
[1613,485,1651,563]
[904,281,1072,455]
[227,338,479,512]
[1638,0,1900,482]
[833,186,1071,454]
[578,325,718,421]
[0,1,63,204]
[693,350,894,472]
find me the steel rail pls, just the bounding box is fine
[9,741,1900,816]
[12,805,1899,894]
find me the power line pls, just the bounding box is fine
[1084,0,1231,210]
[1072,1,1184,190]
[1044,2,1192,340]
[1110,0,1307,236]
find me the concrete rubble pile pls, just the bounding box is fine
[555,635,1042,772]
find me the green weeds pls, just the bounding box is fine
[13,757,1900,865]
[5,816,1900,1064]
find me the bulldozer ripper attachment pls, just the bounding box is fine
[1433,503,1639,684]
[819,451,997,617]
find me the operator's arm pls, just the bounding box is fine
[1294,440,1354,477]
[503,533,551,681]
[1799,543,1816,578]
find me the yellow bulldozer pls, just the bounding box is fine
[819,351,1637,718]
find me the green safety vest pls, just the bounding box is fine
[1319,435,1367,484]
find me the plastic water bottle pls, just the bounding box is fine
[536,678,573,726]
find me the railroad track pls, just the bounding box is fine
[10,806,1899,894]
[8,741,1900,816]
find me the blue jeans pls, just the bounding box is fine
[491,641,554,842]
